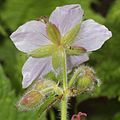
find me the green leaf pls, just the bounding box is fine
[0,24,7,37]
[29,45,55,58]
[61,23,80,45]
[0,0,59,30]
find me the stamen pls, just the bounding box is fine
[36,16,49,23]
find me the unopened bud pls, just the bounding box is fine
[77,66,99,90]
[77,76,92,89]
[33,80,63,95]
[34,80,56,91]
[17,90,44,110]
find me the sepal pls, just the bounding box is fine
[61,24,80,45]
[46,22,61,44]
[66,46,86,55]
[29,45,55,58]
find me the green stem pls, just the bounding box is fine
[69,67,82,87]
[61,48,67,120]
[61,96,67,120]
[61,48,67,90]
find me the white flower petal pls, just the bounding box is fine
[10,20,51,53]
[73,19,112,51]
[22,57,52,88]
[67,54,89,71]
[49,4,84,36]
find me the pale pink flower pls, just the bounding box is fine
[10,4,112,88]
[71,112,87,120]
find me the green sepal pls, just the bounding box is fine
[34,80,56,92]
[66,46,86,55]
[61,23,80,45]
[46,22,61,44]
[52,48,61,70]
[29,45,55,58]
[77,76,92,89]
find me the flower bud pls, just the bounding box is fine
[77,76,92,89]
[76,66,99,90]
[34,80,56,91]
[17,90,44,110]
[33,80,63,95]
[71,112,87,120]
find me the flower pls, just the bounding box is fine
[71,112,87,120]
[10,4,112,88]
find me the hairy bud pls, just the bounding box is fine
[76,66,99,91]
[17,90,44,110]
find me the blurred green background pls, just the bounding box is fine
[0,0,120,120]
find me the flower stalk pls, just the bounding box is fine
[61,47,68,120]
[69,67,83,88]
[61,48,67,90]
[61,96,68,120]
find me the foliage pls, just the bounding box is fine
[0,65,47,120]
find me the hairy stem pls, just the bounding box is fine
[61,48,67,90]
[61,48,67,120]
[69,67,82,87]
[61,96,67,120]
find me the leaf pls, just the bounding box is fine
[1,0,59,30]
[0,24,7,37]
[0,65,46,120]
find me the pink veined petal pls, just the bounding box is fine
[49,4,84,36]
[73,19,112,51]
[22,57,52,88]
[10,20,51,53]
[67,54,89,71]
